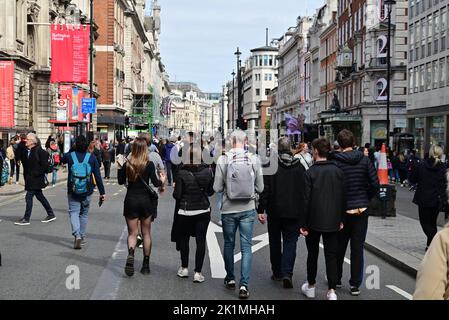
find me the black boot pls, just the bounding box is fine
[125,248,135,277]
[140,256,150,275]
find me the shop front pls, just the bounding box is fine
[321,113,362,146]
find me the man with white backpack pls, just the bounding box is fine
[213,130,264,299]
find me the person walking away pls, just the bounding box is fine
[391,151,401,184]
[14,133,56,226]
[407,150,421,191]
[294,142,313,171]
[6,139,16,184]
[101,142,112,179]
[409,145,447,250]
[47,141,60,187]
[330,129,379,296]
[0,140,6,187]
[61,136,106,249]
[257,137,305,288]
[213,129,264,299]
[117,137,165,276]
[88,140,102,168]
[414,222,449,300]
[171,146,214,283]
[165,137,177,186]
[397,153,408,186]
[300,138,345,300]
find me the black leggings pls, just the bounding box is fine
[178,213,210,273]
[418,206,440,247]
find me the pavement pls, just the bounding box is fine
[0,169,416,300]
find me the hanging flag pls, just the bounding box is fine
[50,24,89,83]
[0,61,15,128]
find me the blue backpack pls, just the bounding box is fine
[70,152,92,196]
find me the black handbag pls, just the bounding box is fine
[139,175,159,200]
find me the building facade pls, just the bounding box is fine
[407,0,449,157]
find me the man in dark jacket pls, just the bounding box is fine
[15,133,55,226]
[300,138,345,300]
[330,129,379,296]
[165,137,176,186]
[257,137,305,288]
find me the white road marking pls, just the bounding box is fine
[206,222,226,279]
[113,193,119,196]
[319,243,351,265]
[112,183,116,186]
[234,232,269,262]
[90,227,128,300]
[386,285,413,300]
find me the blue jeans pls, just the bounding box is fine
[68,194,91,238]
[221,209,256,287]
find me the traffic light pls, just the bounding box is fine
[125,116,130,127]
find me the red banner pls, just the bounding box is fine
[50,24,89,84]
[0,61,15,128]
[59,84,73,121]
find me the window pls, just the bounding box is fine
[426,63,432,90]
[410,24,415,61]
[440,58,445,87]
[420,64,425,91]
[264,74,268,81]
[259,56,263,66]
[435,12,440,53]
[447,57,449,85]
[428,14,433,57]
[263,55,269,66]
[414,66,419,93]
[256,89,260,96]
[410,0,415,18]
[441,7,447,51]
[433,60,439,89]
[409,68,414,94]
[265,89,270,96]
[269,55,274,66]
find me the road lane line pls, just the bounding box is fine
[90,227,128,300]
[112,183,116,186]
[319,243,351,265]
[206,222,226,279]
[113,193,119,196]
[386,285,413,300]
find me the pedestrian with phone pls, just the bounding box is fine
[61,135,106,249]
[118,137,166,276]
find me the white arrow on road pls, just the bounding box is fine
[206,222,270,279]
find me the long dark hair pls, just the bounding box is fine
[126,137,149,182]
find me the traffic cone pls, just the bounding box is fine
[377,143,389,185]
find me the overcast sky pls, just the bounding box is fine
[148,0,325,93]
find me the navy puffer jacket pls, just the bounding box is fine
[331,150,380,211]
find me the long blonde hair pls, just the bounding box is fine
[126,137,149,182]
[429,145,443,166]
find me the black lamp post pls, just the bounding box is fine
[234,48,242,130]
[385,0,396,151]
[231,70,235,129]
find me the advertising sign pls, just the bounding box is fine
[50,24,90,83]
[0,61,15,127]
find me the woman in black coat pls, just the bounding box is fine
[171,146,214,283]
[409,145,448,250]
[118,137,165,276]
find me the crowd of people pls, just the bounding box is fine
[0,128,448,300]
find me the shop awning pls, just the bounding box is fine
[321,114,362,124]
[48,119,81,126]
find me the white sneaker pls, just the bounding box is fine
[193,272,205,283]
[327,290,338,300]
[177,267,188,278]
[301,282,316,299]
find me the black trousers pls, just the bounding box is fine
[337,212,368,288]
[418,206,440,247]
[178,213,210,273]
[103,161,111,178]
[305,230,338,290]
[267,216,299,278]
[24,190,54,220]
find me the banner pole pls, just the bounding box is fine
[89,0,94,137]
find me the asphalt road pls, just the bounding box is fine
[0,175,416,300]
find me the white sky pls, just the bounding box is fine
[149,0,325,92]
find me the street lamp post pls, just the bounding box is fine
[231,70,235,130]
[234,48,242,130]
[385,0,396,151]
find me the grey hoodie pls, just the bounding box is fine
[213,148,264,214]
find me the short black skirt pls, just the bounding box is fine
[123,192,158,219]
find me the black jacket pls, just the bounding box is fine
[300,161,345,232]
[257,153,305,220]
[410,158,447,208]
[173,164,214,211]
[22,146,49,191]
[331,150,379,211]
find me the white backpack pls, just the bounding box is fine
[225,152,255,200]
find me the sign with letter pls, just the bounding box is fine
[0,61,15,127]
[81,98,96,114]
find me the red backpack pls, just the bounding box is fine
[53,152,60,165]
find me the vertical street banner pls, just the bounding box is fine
[50,24,89,84]
[59,84,72,123]
[72,87,79,120]
[0,61,15,128]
